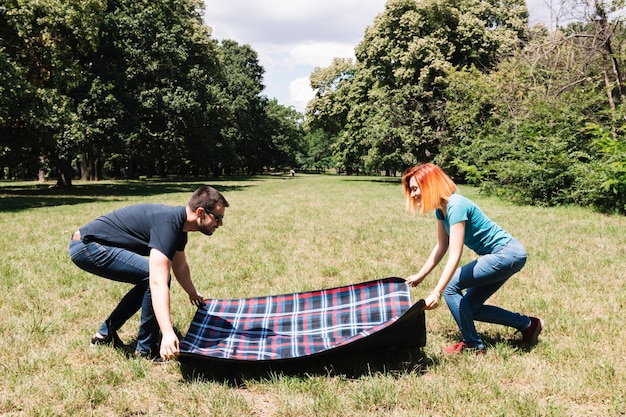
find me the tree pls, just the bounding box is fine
[263,99,305,170]
[308,0,528,174]
[218,40,267,175]
[94,0,222,179]
[441,11,626,212]
[0,0,105,185]
[0,0,309,182]
[299,128,334,172]
[307,57,356,137]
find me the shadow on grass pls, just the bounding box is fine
[339,176,401,186]
[483,332,544,353]
[441,328,534,353]
[0,178,256,212]
[179,347,431,386]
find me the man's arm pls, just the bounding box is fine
[149,248,179,360]
[171,250,203,306]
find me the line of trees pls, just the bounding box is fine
[1,0,625,213]
[0,0,305,185]
[305,0,626,213]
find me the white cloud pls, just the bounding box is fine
[203,0,387,112]
[252,41,355,73]
[288,42,356,68]
[204,0,386,43]
[289,76,316,110]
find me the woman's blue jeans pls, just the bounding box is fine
[69,238,161,354]
[443,238,529,350]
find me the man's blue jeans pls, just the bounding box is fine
[443,238,529,350]
[69,239,160,354]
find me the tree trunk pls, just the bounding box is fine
[95,157,102,181]
[596,3,623,102]
[80,151,91,180]
[56,159,73,187]
[38,156,46,183]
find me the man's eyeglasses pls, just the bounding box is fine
[206,210,224,223]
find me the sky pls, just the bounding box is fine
[202,0,554,113]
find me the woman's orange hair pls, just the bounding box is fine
[402,163,458,214]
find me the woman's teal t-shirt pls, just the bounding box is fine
[435,193,511,255]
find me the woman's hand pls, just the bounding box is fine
[405,274,425,287]
[423,291,441,310]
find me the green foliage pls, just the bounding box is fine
[2,0,626,214]
[307,0,528,175]
[0,0,107,183]
[585,123,626,213]
[306,58,357,141]
[298,129,335,172]
[218,40,268,175]
[307,0,626,213]
[263,99,306,169]
[440,12,626,213]
[0,0,306,182]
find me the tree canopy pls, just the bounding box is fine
[305,0,626,213]
[1,0,624,213]
[0,0,304,184]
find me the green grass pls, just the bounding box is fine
[1,174,625,416]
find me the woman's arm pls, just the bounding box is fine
[406,221,450,286]
[424,221,465,309]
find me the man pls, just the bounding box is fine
[69,185,228,361]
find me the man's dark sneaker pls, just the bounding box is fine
[90,332,111,347]
[89,320,124,348]
[443,341,485,355]
[106,320,124,348]
[520,317,544,348]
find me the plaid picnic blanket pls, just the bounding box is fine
[180,277,425,362]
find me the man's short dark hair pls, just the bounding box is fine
[188,186,229,211]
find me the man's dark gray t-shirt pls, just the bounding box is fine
[79,204,188,260]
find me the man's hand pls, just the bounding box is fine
[159,331,180,360]
[189,291,204,307]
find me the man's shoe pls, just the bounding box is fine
[89,320,124,348]
[443,341,485,355]
[520,317,544,348]
[90,332,111,347]
[106,320,124,348]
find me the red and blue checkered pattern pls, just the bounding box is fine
[180,277,422,361]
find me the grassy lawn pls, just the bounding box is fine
[1,174,625,416]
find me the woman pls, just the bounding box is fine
[402,163,543,354]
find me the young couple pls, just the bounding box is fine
[70,165,543,361]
